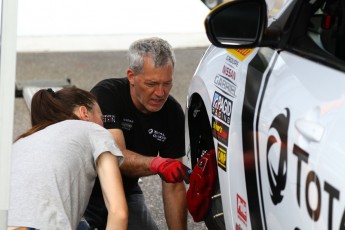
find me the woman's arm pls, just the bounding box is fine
[96,152,128,230]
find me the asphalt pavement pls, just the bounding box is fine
[13,47,209,229]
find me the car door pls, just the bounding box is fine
[188,0,345,228]
[254,50,345,229]
[250,0,345,229]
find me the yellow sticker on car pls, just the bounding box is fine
[227,48,254,61]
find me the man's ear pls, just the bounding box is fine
[76,106,89,121]
[127,68,135,86]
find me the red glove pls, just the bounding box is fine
[149,157,190,184]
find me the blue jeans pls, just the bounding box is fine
[76,217,90,230]
[127,193,158,230]
[77,193,158,230]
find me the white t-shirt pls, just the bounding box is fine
[8,120,123,230]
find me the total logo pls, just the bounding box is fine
[266,109,289,205]
[260,108,345,229]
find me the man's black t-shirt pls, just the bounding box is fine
[84,77,185,228]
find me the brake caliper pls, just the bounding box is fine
[186,149,217,222]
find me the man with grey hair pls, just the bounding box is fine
[83,37,190,230]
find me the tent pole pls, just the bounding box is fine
[0,0,18,227]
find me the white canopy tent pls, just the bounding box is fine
[0,0,18,228]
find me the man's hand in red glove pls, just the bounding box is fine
[149,157,190,184]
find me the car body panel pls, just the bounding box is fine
[186,0,345,229]
[256,51,345,229]
[186,43,345,230]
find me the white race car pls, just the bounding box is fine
[185,0,345,229]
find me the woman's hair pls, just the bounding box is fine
[16,86,97,140]
[127,37,176,75]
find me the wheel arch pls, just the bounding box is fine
[186,93,215,168]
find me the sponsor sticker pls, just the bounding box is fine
[214,75,237,98]
[217,143,227,171]
[212,117,229,146]
[227,48,254,61]
[222,64,236,81]
[236,223,243,230]
[237,194,247,225]
[212,91,233,125]
[226,55,240,69]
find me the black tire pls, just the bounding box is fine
[188,96,225,230]
[188,96,214,167]
[204,180,225,230]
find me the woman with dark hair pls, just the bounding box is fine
[7,87,127,230]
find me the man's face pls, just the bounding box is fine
[128,57,173,114]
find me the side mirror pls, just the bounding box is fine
[205,0,267,48]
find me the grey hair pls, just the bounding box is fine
[127,37,176,74]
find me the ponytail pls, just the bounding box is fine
[30,88,78,127]
[16,87,96,141]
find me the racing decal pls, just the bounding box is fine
[147,128,166,142]
[226,55,240,69]
[236,223,244,230]
[212,91,233,125]
[217,143,227,171]
[222,64,236,81]
[227,48,254,61]
[212,117,229,146]
[247,49,345,229]
[213,54,240,99]
[240,48,275,229]
[260,107,345,229]
[267,109,289,205]
[237,194,248,225]
[292,144,342,229]
[214,74,237,98]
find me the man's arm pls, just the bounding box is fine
[108,129,190,182]
[108,128,154,177]
[162,162,188,230]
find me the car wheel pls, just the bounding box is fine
[188,95,214,167]
[204,180,225,230]
[201,0,222,9]
[188,95,225,230]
